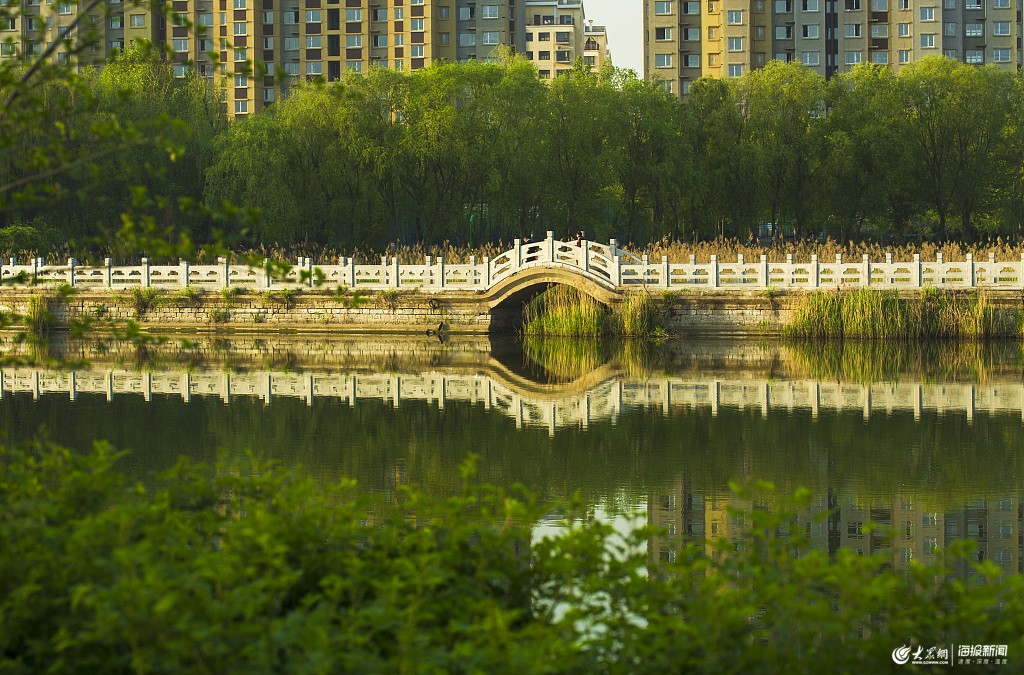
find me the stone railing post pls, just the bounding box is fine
[613,252,622,287]
[513,239,521,270]
[469,255,477,287]
[662,255,670,290]
[885,252,893,286]
[913,253,922,288]
[936,252,944,286]
[261,258,271,289]
[760,254,768,288]
[810,254,819,288]
[786,253,794,287]
[425,256,433,287]
[965,252,975,288]
[546,230,554,263]
[30,256,38,284]
[483,256,491,287]
[709,254,719,289]
[105,257,113,288]
[582,240,590,273]
[67,258,76,287]
[307,257,315,288]
[141,257,151,288]
[220,257,230,288]
[181,259,191,288]
[381,256,390,287]
[437,257,445,290]
[862,254,870,287]
[835,254,843,287]
[348,256,356,288]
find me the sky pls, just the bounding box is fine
[584,0,644,76]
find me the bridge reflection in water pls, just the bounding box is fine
[2,365,1023,435]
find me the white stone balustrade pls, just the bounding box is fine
[3,236,1024,293]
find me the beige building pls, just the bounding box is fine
[524,0,586,79]
[2,0,608,117]
[644,0,1023,95]
[583,19,609,70]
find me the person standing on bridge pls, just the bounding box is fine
[576,231,584,248]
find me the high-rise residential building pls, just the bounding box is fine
[583,19,609,70]
[524,0,586,79]
[644,0,1023,95]
[2,0,606,117]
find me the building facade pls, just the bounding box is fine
[644,0,1023,95]
[583,19,609,70]
[2,0,607,118]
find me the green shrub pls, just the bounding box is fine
[130,287,161,319]
[1,444,1023,673]
[522,285,607,338]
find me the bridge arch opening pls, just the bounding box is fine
[488,281,616,334]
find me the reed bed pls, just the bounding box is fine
[522,286,607,338]
[784,289,1023,340]
[521,286,663,338]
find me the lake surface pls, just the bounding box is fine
[1,335,1022,574]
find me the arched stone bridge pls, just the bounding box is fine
[5,230,1024,300]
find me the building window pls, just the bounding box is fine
[871,50,888,63]
[305,10,320,23]
[110,15,123,28]
[898,23,910,36]
[234,47,246,60]
[992,0,1009,6]
[775,26,793,38]
[307,61,322,74]
[992,21,1010,36]
[234,22,246,35]
[728,63,743,76]
[920,7,935,20]
[844,50,862,64]
[683,53,700,67]
[844,23,861,37]
[394,34,403,46]
[344,35,360,47]
[898,49,911,62]
[802,0,819,10]
[992,48,1010,62]
[965,23,983,36]
[284,37,298,50]
[655,53,673,67]
[708,52,720,65]
[943,22,956,36]
[371,8,385,21]
[802,23,819,37]
[259,11,271,24]
[439,32,449,45]
[871,0,888,7]
[173,38,188,51]
[654,1,673,14]
[459,33,475,46]
[965,49,984,63]
[234,100,248,113]
[538,31,550,41]
[307,35,322,48]
[656,27,672,40]
[129,13,146,26]
[283,62,299,75]
[728,36,743,50]
[411,18,424,31]
[411,44,424,57]
[482,31,499,45]
[482,4,499,18]
[234,74,247,87]
[283,10,298,24]
[233,0,245,7]
[372,34,388,47]
[727,9,743,23]
[683,1,700,12]
[871,24,888,36]
[801,50,820,65]
[394,8,404,19]
[173,64,188,77]
[683,27,699,40]
[346,9,362,21]
[920,33,935,47]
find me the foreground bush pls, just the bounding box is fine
[2,443,1023,673]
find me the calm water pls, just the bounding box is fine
[1,335,1022,571]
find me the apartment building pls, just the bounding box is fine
[524,0,586,79]
[644,0,1023,95]
[583,19,609,70]
[1,0,605,117]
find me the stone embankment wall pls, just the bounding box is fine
[1,287,1022,336]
